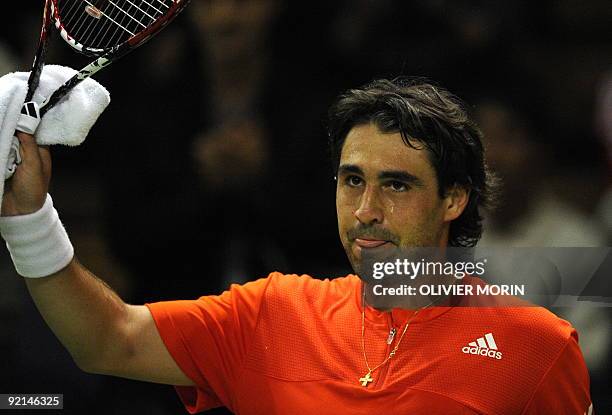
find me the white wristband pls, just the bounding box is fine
[0,194,74,278]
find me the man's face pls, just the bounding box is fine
[336,123,458,273]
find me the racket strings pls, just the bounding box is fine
[57,0,175,51]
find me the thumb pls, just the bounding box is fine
[16,131,42,165]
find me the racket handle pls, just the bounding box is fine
[16,101,41,135]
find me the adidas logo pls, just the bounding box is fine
[462,333,503,360]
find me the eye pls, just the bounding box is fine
[386,180,409,192]
[345,175,363,187]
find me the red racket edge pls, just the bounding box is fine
[50,0,191,57]
[38,0,191,115]
[126,0,191,48]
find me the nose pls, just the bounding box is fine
[354,186,384,225]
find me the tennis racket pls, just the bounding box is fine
[17,0,191,133]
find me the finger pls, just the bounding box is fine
[38,146,52,186]
[15,131,42,165]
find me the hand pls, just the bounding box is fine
[1,132,51,216]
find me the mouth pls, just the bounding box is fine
[354,238,391,249]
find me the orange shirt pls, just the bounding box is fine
[146,273,592,414]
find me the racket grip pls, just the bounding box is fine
[16,101,41,135]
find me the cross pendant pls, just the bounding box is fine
[359,371,373,387]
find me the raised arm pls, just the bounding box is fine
[1,132,193,386]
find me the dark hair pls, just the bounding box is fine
[327,77,497,247]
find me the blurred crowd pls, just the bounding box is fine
[0,1,610,413]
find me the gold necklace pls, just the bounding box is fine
[359,288,443,387]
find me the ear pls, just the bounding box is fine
[443,185,470,222]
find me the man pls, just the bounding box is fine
[0,79,592,414]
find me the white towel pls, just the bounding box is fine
[0,65,110,209]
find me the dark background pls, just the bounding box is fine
[0,1,610,413]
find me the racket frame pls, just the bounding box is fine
[30,0,191,116]
[24,0,54,104]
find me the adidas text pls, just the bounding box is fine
[461,346,503,360]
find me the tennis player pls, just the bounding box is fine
[1,79,593,414]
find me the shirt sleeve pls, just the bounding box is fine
[145,276,272,414]
[522,330,593,415]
